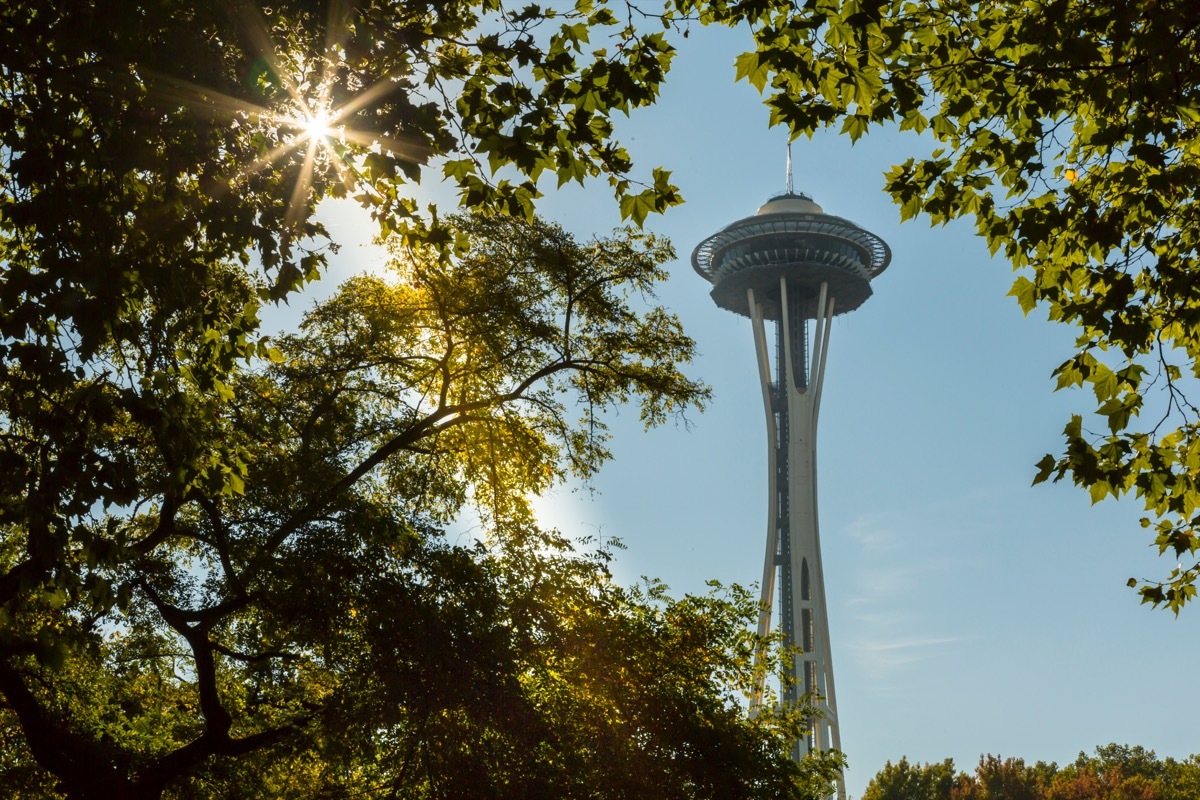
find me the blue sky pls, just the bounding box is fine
[306,21,1200,799]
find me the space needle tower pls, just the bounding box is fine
[692,163,890,800]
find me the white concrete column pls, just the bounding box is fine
[748,287,778,713]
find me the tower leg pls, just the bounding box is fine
[779,280,846,800]
[748,288,778,714]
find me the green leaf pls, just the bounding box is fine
[1032,454,1057,485]
[619,190,655,226]
[734,51,769,93]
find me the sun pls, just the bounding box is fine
[161,51,425,230]
[131,12,429,237]
[300,110,334,142]
[282,103,340,145]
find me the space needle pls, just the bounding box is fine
[692,163,891,800]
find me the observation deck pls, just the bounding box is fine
[691,192,891,320]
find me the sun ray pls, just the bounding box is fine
[339,128,431,164]
[142,71,272,124]
[227,140,307,197]
[327,78,401,122]
[223,2,309,108]
[330,154,364,197]
[322,0,356,85]
[285,137,321,229]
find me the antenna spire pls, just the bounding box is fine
[786,141,794,195]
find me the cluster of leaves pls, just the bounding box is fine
[864,744,1200,800]
[708,0,1200,610]
[435,0,687,225]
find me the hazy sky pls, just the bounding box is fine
[306,21,1200,799]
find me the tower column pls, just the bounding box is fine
[780,280,842,792]
[748,287,779,715]
[691,189,892,800]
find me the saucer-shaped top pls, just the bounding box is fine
[691,193,891,319]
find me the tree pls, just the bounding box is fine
[864,746,1200,800]
[972,756,1054,800]
[862,756,961,800]
[701,0,1200,610]
[1047,744,1174,800]
[0,1,856,793]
